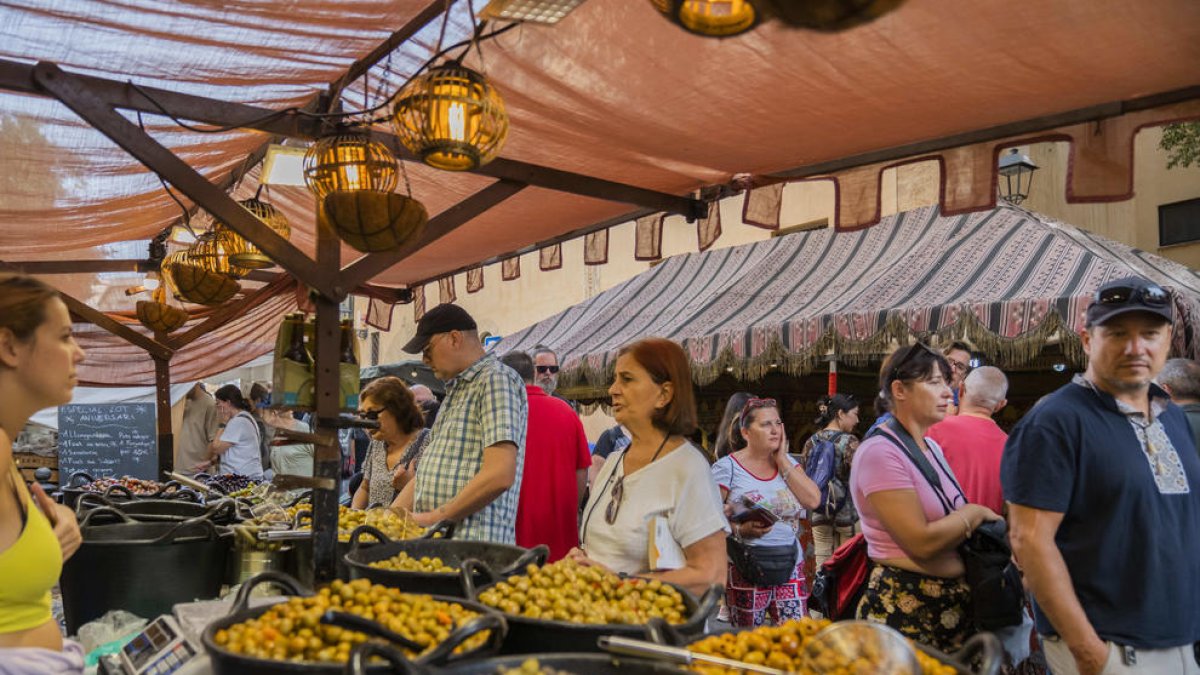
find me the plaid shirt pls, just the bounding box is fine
[414,353,527,543]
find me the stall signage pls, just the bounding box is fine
[58,403,157,480]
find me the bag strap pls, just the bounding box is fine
[880,418,965,515]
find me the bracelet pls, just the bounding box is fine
[955,512,973,539]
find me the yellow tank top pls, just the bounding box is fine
[0,464,62,634]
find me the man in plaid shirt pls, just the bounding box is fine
[393,304,527,543]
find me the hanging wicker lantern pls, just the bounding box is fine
[754,0,905,31]
[228,198,291,270]
[136,286,189,334]
[303,132,398,199]
[321,190,429,253]
[649,0,760,37]
[391,63,509,172]
[164,261,241,306]
[186,228,248,278]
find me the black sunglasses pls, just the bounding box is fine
[358,408,383,421]
[535,365,559,374]
[1094,283,1169,307]
[889,342,942,384]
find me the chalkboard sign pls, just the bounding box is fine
[58,404,158,480]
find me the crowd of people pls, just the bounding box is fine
[2,271,1200,675]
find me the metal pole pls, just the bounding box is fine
[828,359,838,396]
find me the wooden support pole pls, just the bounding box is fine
[311,196,343,583]
[59,293,173,361]
[153,353,173,476]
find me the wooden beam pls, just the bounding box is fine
[31,62,341,301]
[59,293,173,360]
[0,259,153,275]
[340,179,527,290]
[153,355,174,476]
[167,275,293,350]
[327,1,447,98]
[0,59,702,219]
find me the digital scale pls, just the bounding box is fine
[97,615,204,675]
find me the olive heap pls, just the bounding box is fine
[685,619,956,675]
[80,476,164,494]
[369,551,457,574]
[212,579,488,663]
[477,559,688,625]
[498,659,569,675]
[291,505,427,542]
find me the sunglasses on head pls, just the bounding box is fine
[889,342,942,383]
[1094,283,1169,308]
[535,365,559,374]
[739,397,777,425]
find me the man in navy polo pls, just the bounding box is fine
[1003,277,1200,675]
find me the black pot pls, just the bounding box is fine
[345,642,689,675]
[201,571,507,675]
[286,520,456,587]
[344,526,548,598]
[648,621,1003,675]
[60,507,232,634]
[75,489,237,524]
[467,572,721,656]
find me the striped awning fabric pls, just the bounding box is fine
[498,205,1200,389]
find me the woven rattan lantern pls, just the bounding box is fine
[303,132,398,199]
[650,0,760,37]
[391,63,509,171]
[186,228,248,278]
[321,190,429,253]
[136,287,189,334]
[228,198,291,270]
[164,261,240,306]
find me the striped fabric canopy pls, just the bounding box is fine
[498,205,1200,392]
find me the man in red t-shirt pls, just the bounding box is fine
[500,351,591,561]
[927,366,1009,514]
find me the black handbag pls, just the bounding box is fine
[879,419,1025,630]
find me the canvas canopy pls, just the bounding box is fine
[0,1,1197,384]
[497,205,1200,393]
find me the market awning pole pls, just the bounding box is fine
[153,354,173,476]
[311,199,343,584]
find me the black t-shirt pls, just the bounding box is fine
[1002,381,1200,648]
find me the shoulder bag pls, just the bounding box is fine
[881,419,1024,630]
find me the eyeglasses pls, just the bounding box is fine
[889,342,941,383]
[422,333,447,360]
[1094,283,1169,307]
[535,365,559,375]
[948,359,971,373]
[358,408,383,421]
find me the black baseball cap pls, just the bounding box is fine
[1085,276,1173,327]
[403,303,478,353]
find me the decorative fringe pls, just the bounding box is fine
[555,309,1087,404]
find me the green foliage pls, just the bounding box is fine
[1160,121,1200,169]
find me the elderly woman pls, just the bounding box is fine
[0,274,85,672]
[850,343,1000,653]
[351,377,429,509]
[713,397,821,626]
[569,338,728,598]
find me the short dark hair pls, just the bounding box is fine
[501,351,535,383]
[214,384,252,411]
[248,382,270,406]
[878,343,951,404]
[815,393,857,427]
[360,376,424,434]
[944,341,972,356]
[617,338,697,436]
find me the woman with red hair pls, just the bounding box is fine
[569,338,728,597]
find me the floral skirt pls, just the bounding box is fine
[855,564,974,654]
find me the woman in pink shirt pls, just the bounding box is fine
[850,343,1001,653]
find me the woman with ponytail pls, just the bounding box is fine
[799,393,861,568]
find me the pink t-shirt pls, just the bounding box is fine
[850,428,965,565]
[927,415,1007,514]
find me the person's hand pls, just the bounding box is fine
[772,426,791,468]
[966,504,1003,524]
[736,519,772,540]
[1070,637,1110,675]
[30,483,82,561]
[410,510,440,528]
[565,547,614,574]
[391,461,416,492]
